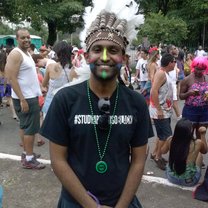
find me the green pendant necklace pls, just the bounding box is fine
[87,81,119,174]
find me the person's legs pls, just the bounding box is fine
[22,132,45,169]
[196,153,203,168]
[173,100,181,119]
[151,138,158,157]
[166,166,201,187]
[36,111,45,146]
[13,97,45,169]
[24,134,35,155]
[155,140,165,159]
[152,118,172,170]
[19,129,25,150]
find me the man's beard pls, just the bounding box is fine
[89,63,122,82]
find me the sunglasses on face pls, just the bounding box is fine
[97,98,110,130]
[195,67,206,71]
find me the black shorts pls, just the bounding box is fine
[153,118,172,141]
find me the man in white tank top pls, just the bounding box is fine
[149,53,175,170]
[5,28,45,170]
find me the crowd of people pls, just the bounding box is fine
[0,0,208,207]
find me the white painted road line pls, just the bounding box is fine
[0,152,196,191]
[142,175,195,191]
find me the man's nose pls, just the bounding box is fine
[101,48,109,61]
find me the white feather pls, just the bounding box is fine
[80,0,144,49]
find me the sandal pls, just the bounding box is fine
[37,140,45,146]
[154,158,166,170]
[150,153,155,160]
[150,154,168,164]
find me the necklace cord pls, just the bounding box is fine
[87,81,119,160]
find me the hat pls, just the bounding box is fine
[80,0,144,51]
[148,47,158,54]
[78,49,85,55]
[39,45,48,51]
[72,47,79,53]
[193,167,208,202]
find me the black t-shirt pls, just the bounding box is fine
[40,80,153,206]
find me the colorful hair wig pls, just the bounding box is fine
[191,56,208,74]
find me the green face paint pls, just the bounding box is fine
[101,48,108,79]
[103,47,107,61]
[101,70,107,79]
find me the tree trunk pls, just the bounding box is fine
[47,20,57,46]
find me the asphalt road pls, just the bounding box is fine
[0,98,208,208]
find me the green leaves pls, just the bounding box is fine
[137,12,188,45]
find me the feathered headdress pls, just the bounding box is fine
[80,0,144,51]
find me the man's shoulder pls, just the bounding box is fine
[155,68,165,77]
[57,81,86,96]
[7,48,22,62]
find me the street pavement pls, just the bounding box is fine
[0,98,208,208]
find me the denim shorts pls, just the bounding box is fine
[57,194,143,208]
[140,81,147,90]
[153,118,172,141]
[166,166,201,187]
[13,97,40,135]
[182,105,208,125]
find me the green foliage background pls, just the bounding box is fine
[0,0,208,48]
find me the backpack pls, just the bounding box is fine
[193,167,208,202]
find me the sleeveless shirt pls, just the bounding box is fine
[149,71,173,119]
[11,47,41,99]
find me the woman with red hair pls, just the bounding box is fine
[179,56,208,138]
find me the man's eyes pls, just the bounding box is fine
[92,47,119,54]
[20,36,30,40]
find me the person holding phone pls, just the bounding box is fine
[179,56,208,138]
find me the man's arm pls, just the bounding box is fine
[115,144,147,208]
[5,51,29,112]
[49,141,100,208]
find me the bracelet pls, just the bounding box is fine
[87,191,100,208]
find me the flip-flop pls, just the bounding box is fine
[37,140,45,146]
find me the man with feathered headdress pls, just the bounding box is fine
[40,0,153,207]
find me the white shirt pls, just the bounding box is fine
[136,58,148,81]
[195,50,206,57]
[12,47,42,99]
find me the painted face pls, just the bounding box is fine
[16,30,31,50]
[194,67,206,77]
[86,40,124,81]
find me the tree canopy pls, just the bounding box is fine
[0,0,88,45]
[137,12,188,46]
[136,0,208,48]
[1,0,208,48]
